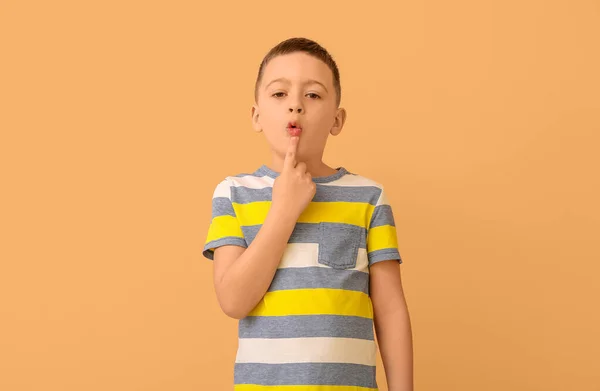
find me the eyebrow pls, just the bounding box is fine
[264,77,328,93]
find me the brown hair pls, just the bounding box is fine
[254,37,341,107]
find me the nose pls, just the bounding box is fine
[288,91,304,113]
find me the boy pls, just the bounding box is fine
[203,37,413,391]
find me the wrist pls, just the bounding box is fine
[267,202,299,225]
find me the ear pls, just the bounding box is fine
[251,105,262,132]
[330,107,347,136]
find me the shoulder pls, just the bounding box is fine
[227,168,273,190]
[337,169,386,204]
[337,167,383,188]
[210,168,271,197]
[345,171,383,188]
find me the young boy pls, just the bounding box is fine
[203,37,413,391]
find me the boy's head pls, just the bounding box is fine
[252,37,347,163]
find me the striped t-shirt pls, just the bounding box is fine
[203,164,402,390]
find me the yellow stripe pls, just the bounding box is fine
[233,201,271,227]
[247,288,373,319]
[367,224,398,253]
[205,215,244,243]
[235,385,378,391]
[234,201,374,228]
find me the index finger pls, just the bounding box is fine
[283,136,299,170]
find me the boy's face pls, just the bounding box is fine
[252,52,346,162]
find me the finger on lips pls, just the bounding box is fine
[284,136,299,168]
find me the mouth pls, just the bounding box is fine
[287,121,302,136]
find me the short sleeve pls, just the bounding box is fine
[202,178,247,260]
[366,186,402,266]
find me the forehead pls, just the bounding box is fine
[261,52,333,88]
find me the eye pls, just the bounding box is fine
[272,92,286,98]
[306,93,320,99]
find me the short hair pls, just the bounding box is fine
[254,37,341,107]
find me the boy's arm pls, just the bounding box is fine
[371,260,414,391]
[211,136,315,320]
[212,204,297,319]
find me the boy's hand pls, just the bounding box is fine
[271,136,317,220]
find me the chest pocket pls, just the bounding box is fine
[317,222,364,270]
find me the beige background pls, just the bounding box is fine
[1,0,599,390]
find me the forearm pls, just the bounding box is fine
[374,297,414,391]
[218,205,297,318]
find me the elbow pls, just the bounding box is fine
[217,296,249,320]
[222,305,246,320]
[214,279,253,319]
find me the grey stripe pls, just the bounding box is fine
[234,362,377,387]
[269,267,369,293]
[202,237,247,260]
[368,248,402,266]
[231,185,381,204]
[231,186,272,204]
[211,197,235,219]
[242,222,367,249]
[370,204,396,228]
[239,315,374,340]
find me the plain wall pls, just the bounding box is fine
[1,0,599,390]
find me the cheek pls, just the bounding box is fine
[258,109,281,128]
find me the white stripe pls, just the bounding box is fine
[319,174,381,188]
[235,337,377,366]
[212,179,231,199]
[375,187,390,207]
[230,174,273,189]
[228,172,383,190]
[279,243,369,272]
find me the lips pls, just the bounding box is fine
[287,121,302,136]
